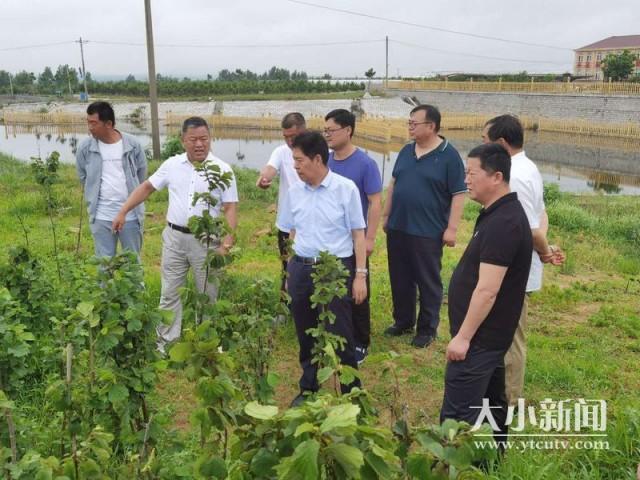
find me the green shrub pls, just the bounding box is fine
[160,135,184,160]
[547,202,594,232]
[543,182,562,205]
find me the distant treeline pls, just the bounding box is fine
[406,72,571,82]
[0,65,364,96]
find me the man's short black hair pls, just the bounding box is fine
[291,131,329,165]
[182,116,210,134]
[86,101,115,126]
[325,108,356,137]
[468,143,511,183]
[410,104,441,132]
[485,114,524,149]
[281,112,306,129]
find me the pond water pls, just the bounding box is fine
[2,122,639,195]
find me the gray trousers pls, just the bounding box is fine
[90,219,142,257]
[157,227,219,348]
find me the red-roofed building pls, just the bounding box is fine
[574,35,640,80]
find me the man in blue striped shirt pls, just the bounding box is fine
[280,131,367,407]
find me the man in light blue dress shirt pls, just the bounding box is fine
[279,131,368,407]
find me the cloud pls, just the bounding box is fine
[1,0,637,77]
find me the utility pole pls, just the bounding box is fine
[8,73,14,97]
[144,0,161,160]
[385,35,389,89]
[76,37,89,101]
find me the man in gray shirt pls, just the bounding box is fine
[76,101,147,257]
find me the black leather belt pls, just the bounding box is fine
[292,255,320,265]
[167,222,191,234]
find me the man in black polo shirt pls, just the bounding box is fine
[440,143,532,444]
[382,104,467,348]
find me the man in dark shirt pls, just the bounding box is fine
[440,143,533,444]
[382,105,467,348]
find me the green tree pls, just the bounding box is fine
[0,70,11,93]
[365,68,376,91]
[601,50,639,81]
[13,70,36,94]
[37,67,56,93]
[54,65,79,94]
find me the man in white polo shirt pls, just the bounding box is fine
[482,114,565,405]
[256,112,306,304]
[113,116,238,350]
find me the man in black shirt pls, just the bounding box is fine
[440,143,532,444]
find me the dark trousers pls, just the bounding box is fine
[287,256,360,394]
[352,257,371,348]
[386,229,443,335]
[440,345,509,444]
[277,230,290,298]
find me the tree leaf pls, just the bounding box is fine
[320,403,360,434]
[244,401,279,420]
[76,301,94,318]
[274,439,320,480]
[363,446,400,478]
[325,443,364,478]
[405,453,434,479]
[294,422,316,437]
[34,468,53,480]
[196,454,227,479]
[127,317,143,332]
[249,448,279,476]
[0,391,14,410]
[169,342,192,362]
[317,366,334,384]
[7,343,29,357]
[108,384,129,404]
[440,418,460,440]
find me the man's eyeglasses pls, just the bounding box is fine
[407,121,433,128]
[323,126,347,136]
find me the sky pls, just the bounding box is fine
[1,0,638,79]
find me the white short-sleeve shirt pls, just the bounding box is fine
[510,151,545,292]
[148,152,238,227]
[267,144,303,232]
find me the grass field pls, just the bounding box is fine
[1,151,639,478]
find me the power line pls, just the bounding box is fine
[88,39,384,49]
[0,41,75,52]
[286,0,573,51]
[87,37,570,67]
[392,40,570,66]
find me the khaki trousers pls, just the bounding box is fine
[157,227,219,349]
[505,295,528,406]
